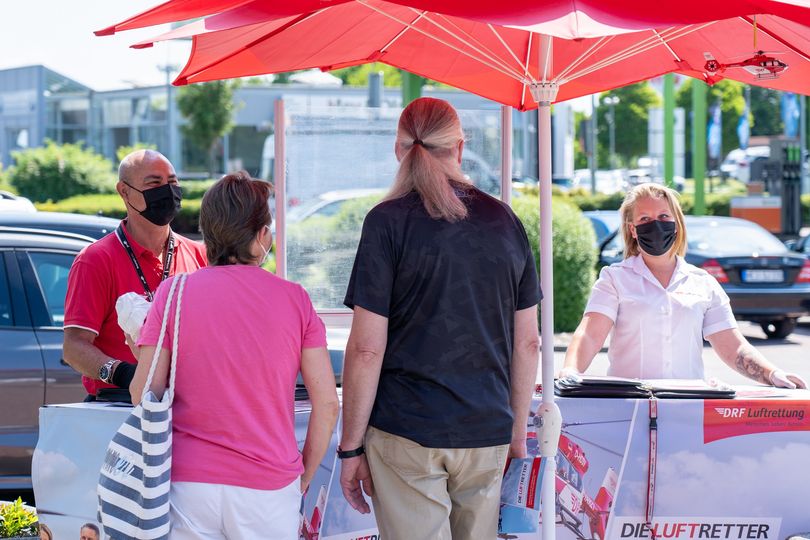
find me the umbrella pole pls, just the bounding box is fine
[531,34,562,540]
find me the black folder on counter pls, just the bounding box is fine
[554,375,736,399]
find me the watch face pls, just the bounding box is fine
[100,365,111,382]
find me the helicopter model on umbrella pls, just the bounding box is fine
[703,50,788,80]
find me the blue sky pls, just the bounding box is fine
[2,1,191,90]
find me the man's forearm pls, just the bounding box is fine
[510,345,539,440]
[340,348,384,449]
[63,336,111,379]
[63,331,135,388]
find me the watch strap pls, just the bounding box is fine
[337,445,365,459]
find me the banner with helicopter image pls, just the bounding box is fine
[299,391,810,540]
[497,396,638,540]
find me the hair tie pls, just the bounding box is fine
[413,139,424,146]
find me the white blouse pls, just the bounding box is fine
[585,255,737,379]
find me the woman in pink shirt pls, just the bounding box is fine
[132,171,339,540]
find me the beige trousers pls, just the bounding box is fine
[365,426,508,540]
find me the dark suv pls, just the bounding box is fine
[0,227,94,489]
[0,212,119,240]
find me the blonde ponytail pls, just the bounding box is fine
[386,98,471,222]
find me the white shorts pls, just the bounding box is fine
[168,479,301,540]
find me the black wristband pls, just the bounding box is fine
[337,445,365,459]
[111,361,137,389]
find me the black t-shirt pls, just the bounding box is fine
[344,188,541,448]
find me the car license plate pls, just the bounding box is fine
[742,269,784,283]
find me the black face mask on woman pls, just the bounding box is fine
[634,219,676,256]
[124,182,183,226]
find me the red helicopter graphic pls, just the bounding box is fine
[703,50,788,81]
[498,415,629,540]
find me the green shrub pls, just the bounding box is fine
[35,194,202,235]
[512,197,596,332]
[0,163,13,193]
[181,179,217,199]
[116,142,157,164]
[35,194,125,216]
[568,190,626,212]
[10,141,115,202]
[0,498,38,538]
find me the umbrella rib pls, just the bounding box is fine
[426,12,532,79]
[418,11,530,80]
[357,0,527,82]
[486,23,537,82]
[520,32,534,110]
[652,29,683,61]
[379,11,428,53]
[554,36,612,81]
[740,16,810,62]
[564,24,710,82]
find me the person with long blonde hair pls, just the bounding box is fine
[339,97,542,540]
[563,183,805,388]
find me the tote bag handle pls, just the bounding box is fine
[140,273,187,404]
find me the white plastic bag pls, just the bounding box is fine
[115,292,151,342]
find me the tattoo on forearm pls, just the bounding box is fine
[734,346,770,385]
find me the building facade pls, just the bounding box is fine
[0,65,541,180]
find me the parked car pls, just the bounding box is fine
[0,212,119,240]
[287,189,386,223]
[583,210,622,246]
[786,234,810,257]
[598,216,810,339]
[720,146,770,183]
[0,227,91,490]
[0,191,36,213]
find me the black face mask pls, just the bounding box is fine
[124,182,182,226]
[635,220,677,256]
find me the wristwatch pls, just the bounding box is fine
[99,359,119,384]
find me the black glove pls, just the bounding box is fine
[111,361,137,389]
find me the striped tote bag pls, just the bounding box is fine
[98,273,187,540]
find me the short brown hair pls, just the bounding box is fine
[199,171,273,266]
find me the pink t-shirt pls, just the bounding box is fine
[137,265,327,490]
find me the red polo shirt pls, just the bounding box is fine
[64,221,207,396]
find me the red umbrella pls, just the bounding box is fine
[98,3,810,536]
[103,1,810,110]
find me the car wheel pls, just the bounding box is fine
[760,318,797,340]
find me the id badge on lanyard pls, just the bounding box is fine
[116,225,175,302]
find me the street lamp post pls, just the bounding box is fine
[158,64,180,169]
[603,95,620,170]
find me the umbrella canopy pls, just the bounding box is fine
[107,0,810,110]
[95,0,810,40]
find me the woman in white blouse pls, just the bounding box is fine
[563,183,805,388]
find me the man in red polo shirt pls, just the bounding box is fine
[63,149,207,399]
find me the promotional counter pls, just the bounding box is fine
[33,389,810,540]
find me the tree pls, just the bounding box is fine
[596,82,661,168]
[177,80,241,177]
[676,79,746,157]
[749,86,783,136]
